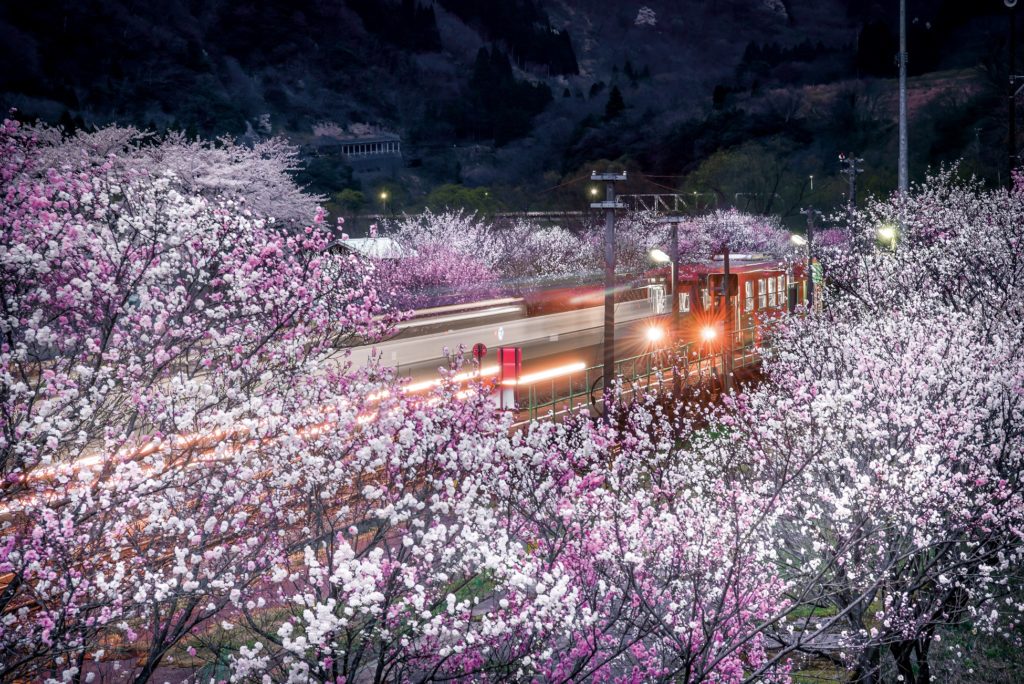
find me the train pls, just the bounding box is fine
[403,255,802,331]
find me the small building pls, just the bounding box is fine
[327,237,412,260]
[310,124,403,177]
[337,133,402,159]
[334,133,402,176]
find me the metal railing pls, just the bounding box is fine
[520,326,764,423]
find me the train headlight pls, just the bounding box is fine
[646,326,665,343]
[700,326,718,343]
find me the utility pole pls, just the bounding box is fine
[898,0,909,194]
[669,220,680,343]
[591,170,626,417]
[721,242,733,395]
[839,154,864,214]
[1009,0,1019,187]
[659,217,683,396]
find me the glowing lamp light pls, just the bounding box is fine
[878,224,897,243]
[700,326,718,343]
[790,234,808,246]
[589,187,600,197]
[646,326,665,343]
[379,190,389,201]
[649,248,671,263]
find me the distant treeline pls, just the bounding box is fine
[436,0,578,75]
[348,0,442,52]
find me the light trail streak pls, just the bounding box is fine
[407,297,523,317]
[9,365,502,494]
[505,361,586,386]
[395,306,522,330]
[568,284,632,306]
[403,365,498,393]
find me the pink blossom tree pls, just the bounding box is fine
[0,116,387,681]
[489,403,793,682]
[377,208,794,309]
[227,392,795,683]
[9,111,1024,684]
[375,244,503,310]
[30,123,321,226]
[713,172,1024,682]
[591,209,793,277]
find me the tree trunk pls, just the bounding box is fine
[851,645,881,684]
[891,642,916,684]
[915,633,933,683]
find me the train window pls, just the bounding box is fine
[744,281,754,312]
[777,275,785,303]
[758,279,767,308]
[767,277,777,306]
[648,284,667,314]
[701,288,710,310]
[679,292,690,312]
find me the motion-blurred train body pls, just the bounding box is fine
[344,255,810,376]
[395,255,808,346]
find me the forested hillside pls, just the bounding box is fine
[1,0,1014,222]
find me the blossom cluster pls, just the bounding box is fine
[718,169,1024,680]
[0,117,385,681]
[0,120,792,683]
[379,208,793,309]
[4,117,1021,684]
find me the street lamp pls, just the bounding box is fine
[799,207,819,307]
[650,217,684,395]
[590,170,627,418]
[649,248,671,263]
[878,223,898,248]
[789,233,812,311]
[379,190,389,215]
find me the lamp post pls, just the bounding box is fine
[790,232,809,306]
[586,186,600,219]
[799,207,818,308]
[379,190,389,215]
[650,217,683,395]
[590,171,626,417]
[720,242,733,395]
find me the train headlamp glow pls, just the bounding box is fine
[646,326,665,343]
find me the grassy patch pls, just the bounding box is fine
[451,571,498,604]
[791,665,847,683]
[787,603,839,621]
[927,623,1024,683]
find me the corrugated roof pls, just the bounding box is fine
[329,237,413,259]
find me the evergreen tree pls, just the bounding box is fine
[605,85,625,119]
